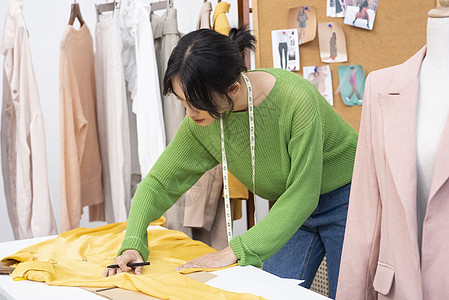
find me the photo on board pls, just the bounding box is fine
[303,66,334,106]
[327,0,346,18]
[344,0,379,30]
[288,6,317,45]
[318,22,347,63]
[271,29,300,71]
[338,65,366,106]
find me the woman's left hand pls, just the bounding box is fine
[175,245,237,271]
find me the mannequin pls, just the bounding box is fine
[416,0,449,252]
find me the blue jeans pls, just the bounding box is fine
[262,183,351,299]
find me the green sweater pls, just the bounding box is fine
[119,68,358,267]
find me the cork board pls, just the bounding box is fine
[252,0,437,131]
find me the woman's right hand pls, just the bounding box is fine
[103,249,144,277]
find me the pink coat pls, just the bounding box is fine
[336,46,449,299]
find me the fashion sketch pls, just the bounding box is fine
[306,66,333,105]
[272,29,300,71]
[353,0,370,28]
[277,31,288,70]
[338,65,365,105]
[297,6,308,44]
[346,66,362,104]
[344,0,378,30]
[328,0,346,17]
[329,25,337,59]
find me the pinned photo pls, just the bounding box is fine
[327,0,346,18]
[303,66,333,106]
[318,22,347,63]
[344,0,379,30]
[271,29,300,71]
[338,65,366,106]
[288,6,317,45]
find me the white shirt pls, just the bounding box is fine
[120,0,166,177]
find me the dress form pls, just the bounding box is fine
[416,0,449,252]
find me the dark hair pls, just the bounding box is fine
[163,25,256,118]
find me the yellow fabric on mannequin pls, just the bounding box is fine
[2,222,263,300]
[212,1,231,36]
[226,173,249,220]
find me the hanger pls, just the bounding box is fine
[95,1,121,21]
[96,1,120,15]
[150,0,173,11]
[68,0,85,26]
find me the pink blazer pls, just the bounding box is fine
[337,46,449,299]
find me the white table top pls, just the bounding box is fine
[0,227,329,300]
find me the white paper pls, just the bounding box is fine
[271,29,300,72]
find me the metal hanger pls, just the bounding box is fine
[68,0,85,26]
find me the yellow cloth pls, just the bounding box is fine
[2,222,264,300]
[226,173,249,220]
[212,1,231,36]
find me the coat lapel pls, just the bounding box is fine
[379,79,418,228]
[377,46,426,237]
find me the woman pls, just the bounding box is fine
[104,26,357,299]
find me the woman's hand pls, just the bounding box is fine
[175,245,237,271]
[103,249,144,277]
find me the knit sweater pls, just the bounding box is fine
[119,68,358,267]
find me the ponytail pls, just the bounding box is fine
[228,25,256,57]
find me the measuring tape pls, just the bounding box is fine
[220,73,255,244]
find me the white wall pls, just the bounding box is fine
[0,0,267,243]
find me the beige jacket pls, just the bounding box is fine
[337,47,449,299]
[59,24,105,232]
[1,0,57,239]
[196,1,212,30]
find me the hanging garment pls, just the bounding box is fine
[154,8,185,145]
[184,166,223,231]
[336,47,449,300]
[197,1,212,30]
[151,9,191,236]
[190,194,236,251]
[59,23,105,232]
[120,0,166,178]
[1,222,263,300]
[95,13,132,223]
[212,1,231,36]
[0,0,57,239]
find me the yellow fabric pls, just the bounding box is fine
[233,199,243,220]
[149,216,166,226]
[212,1,231,36]
[2,222,264,300]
